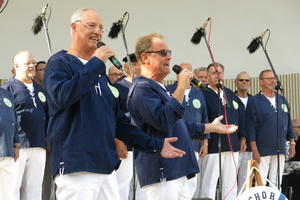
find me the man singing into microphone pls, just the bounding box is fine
[43,8,188,200]
[127,32,238,200]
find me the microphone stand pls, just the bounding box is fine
[42,9,52,56]
[118,13,136,200]
[120,25,134,80]
[259,40,286,190]
[202,31,224,200]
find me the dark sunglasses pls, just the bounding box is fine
[238,79,250,82]
[144,49,172,57]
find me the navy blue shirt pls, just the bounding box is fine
[247,92,295,156]
[44,50,165,176]
[202,86,245,153]
[167,82,210,151]
[0,88,19,158]
[2,78,47,149]
[128,76,205,187]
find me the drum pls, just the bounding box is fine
[237,186,287,200]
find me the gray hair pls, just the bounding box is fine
[194,67,207,74]
[71,8,96,23]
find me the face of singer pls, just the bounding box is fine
[143,37,171,80]
[235,72,251,92]
[72,10,103,52]
[14,51,36,80]
[194,70,208,84]
[260,71,276,91]
[207,65,223,88]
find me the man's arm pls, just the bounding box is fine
[250,141,261,164]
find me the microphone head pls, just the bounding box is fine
[97,41,105,48]
[31,15,43,35]
[247,37,260,53]
[191,28,204,44]
[108,22,122,39]
[172,64,183,74]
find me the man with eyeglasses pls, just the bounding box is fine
[247,69,296,188]
[34,61,46,88]
[234,71,253,193]
[1,51,48,200]
[43,8,188,200]
[108,66,125,84]
[127,33,238,200]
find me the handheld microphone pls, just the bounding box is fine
[247,29,269,53]
[191,17,210,45]
[31,4,49,35]
[172,65,206,89]
[97,42,123,69]
[108,12,127,39]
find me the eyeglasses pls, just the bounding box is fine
[260,77,276,81]
[144,49,172,57]
[36,68,45,72]
[293,126,300,129]
[76,20,105,34]
[238,79,250,82]
[109,73,125,77]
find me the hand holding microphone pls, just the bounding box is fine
[95,42,123,69]
[172,65,206,89]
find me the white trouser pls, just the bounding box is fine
[134,178,148,200]
[55,171,120,200]
[11,148,46,200]
[142,176,191,200]
[192,153,204,198]
[258,155,285,188]
[200,152,239,200]
[237,151,252,193]
[188,152,199,197]
[116,151,133,200]
[0,157,15,200]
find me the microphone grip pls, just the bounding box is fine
[97,42,123,69]
[172,65,206,89]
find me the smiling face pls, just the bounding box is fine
[71,9,103,54]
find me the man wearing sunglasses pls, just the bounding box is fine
[127,33,238,200]
[234,71,253,193]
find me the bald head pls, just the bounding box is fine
[179,63,193,72]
